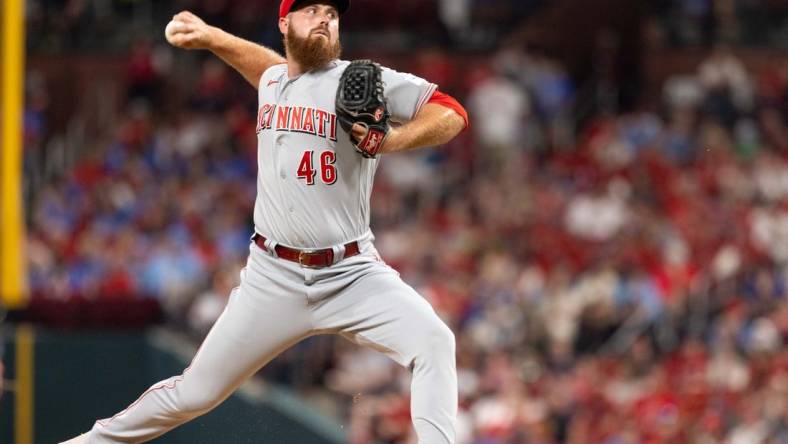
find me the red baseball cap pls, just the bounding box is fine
[279,0,350,19]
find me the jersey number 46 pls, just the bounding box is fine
[297,150,337,185]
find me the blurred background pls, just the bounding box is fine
[1,0,788,443]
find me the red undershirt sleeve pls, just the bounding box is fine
[426,90,469,130]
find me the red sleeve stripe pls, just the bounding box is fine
[427,90,469,130]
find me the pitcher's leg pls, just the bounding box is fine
[88,270,312,443]
[312,270,457,444]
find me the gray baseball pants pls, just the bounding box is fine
[87,238,457,443]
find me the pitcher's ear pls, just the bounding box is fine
[278,16,289,35]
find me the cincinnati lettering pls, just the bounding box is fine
[256,104,337,141]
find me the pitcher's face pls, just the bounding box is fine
[280,2,341,71]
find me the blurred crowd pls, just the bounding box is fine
[26,0,543,53]
[649,0,788,48]
[336,46,788,443]
[26,0,788,53]
[23,4,788,444]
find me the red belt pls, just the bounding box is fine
[252,233,360,268]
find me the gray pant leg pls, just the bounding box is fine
[88,254,312,443]
[311,267,458,444]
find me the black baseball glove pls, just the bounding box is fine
[335,59,390,158]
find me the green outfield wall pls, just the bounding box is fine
[0,325,345,444]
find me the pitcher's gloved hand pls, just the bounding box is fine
[335,60,390,158]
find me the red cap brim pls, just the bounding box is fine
[279,0,350,19]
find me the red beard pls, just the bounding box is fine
[284,26,342,72]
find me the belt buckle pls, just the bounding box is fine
[298,250,321,268]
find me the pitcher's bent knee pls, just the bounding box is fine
[417,320,456,362]
[178,384,226,416]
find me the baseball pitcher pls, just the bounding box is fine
[63,0,468,442]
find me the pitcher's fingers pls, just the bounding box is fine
[351,123,368,142]
[175,11,201,23]
[179,23,201,33]
[171,31,200,46]
[173,11,193,23]
[169,21,190,34]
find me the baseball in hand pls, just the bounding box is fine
[165,20,185,44]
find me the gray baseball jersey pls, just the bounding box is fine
[85,60,457,444]
[253,60,437,248]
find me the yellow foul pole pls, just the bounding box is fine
[1,0,29,308]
